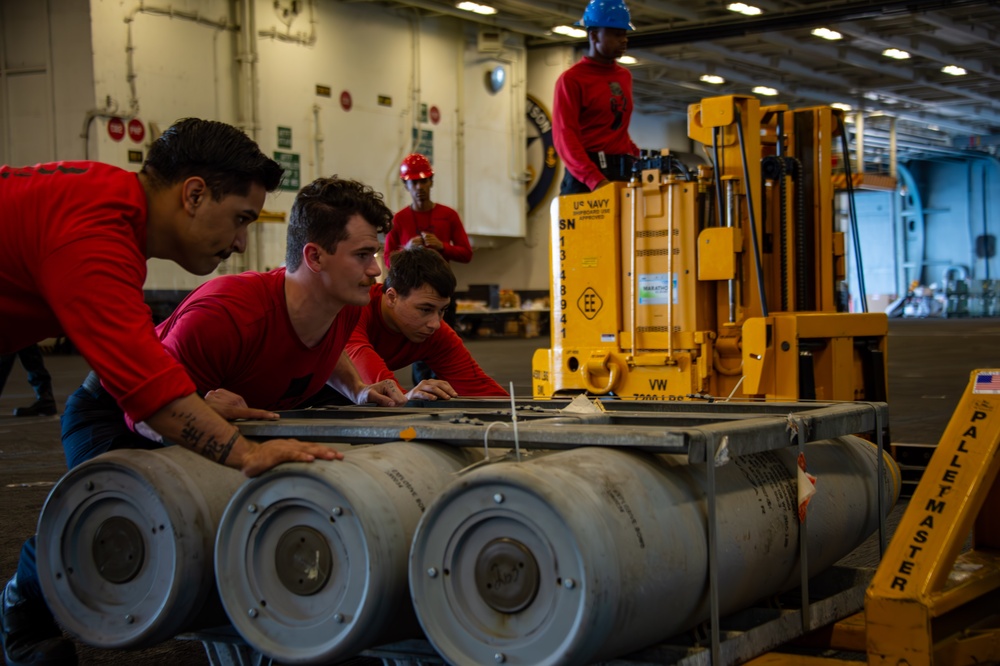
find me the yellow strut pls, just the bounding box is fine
[866,368,1000,665]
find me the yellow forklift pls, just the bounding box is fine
[532,94,888,402]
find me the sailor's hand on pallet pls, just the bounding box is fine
[205,388,279,421]
[407,379,458,401]
[359,380,408,407]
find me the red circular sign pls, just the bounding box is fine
[127,119,145,143]
[107,117,125,142]
[340,91,352,112]
[429,106,441,125]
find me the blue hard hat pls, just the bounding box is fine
[575,0,635,30]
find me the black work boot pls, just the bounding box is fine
[0,575,77,666]
[13,394,57,417]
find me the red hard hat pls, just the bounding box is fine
[400,153,433,180]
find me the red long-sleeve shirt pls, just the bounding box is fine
[553,56,639,190]
[0,162,195,422]
[345,284,507,397]
[384,204,472,268]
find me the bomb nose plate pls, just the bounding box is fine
[474,537,540,613]
[275,526,332,596]
[93,516,145,584]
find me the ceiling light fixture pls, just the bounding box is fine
[831,102,852,111]
[811,27,842,40]
[618,55,637,65]
[552,25,586,38]
[882,48,910,60]
[726,3,762,16]
[456,1,497,15]
[700,74,725,84]
[941,65,967,76]
[753,86,778,96]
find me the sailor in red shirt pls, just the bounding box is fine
[383,153,472,269]
[553,0,639,194]
[62,177,407,467]
[346,247,507,400]
[0,119,340,666]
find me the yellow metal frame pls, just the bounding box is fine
[866,368,1000,665]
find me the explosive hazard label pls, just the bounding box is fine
[973,371,1000,394]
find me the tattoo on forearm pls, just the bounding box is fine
[172,408,240,464]
[217,429,240,465]
[173,410,205,447]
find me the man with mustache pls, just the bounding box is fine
[346,247,507,401]
[0,119,342,666]
[553,0,639,194]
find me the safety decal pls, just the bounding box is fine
[638,273,677,305]
[973,371,1000,394]
[578,287,603,320]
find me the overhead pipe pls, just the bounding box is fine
[258,0,317,45]
[124,3,238,117]
[366,0,553,39]
[81,4,236,160]
[625,0,989,49]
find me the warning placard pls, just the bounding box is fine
[578,287,603,320]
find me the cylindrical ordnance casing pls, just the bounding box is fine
[36,446,244,648]
[409,436,899,666]
[215,441,482,665]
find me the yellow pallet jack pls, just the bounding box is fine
[749,368,1000,665]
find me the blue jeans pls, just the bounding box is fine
[60,373,162,469]
[0,344,52,399]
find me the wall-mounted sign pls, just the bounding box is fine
[419,103,428,123]
[273,151,300,192]
[429,106,441,125]
[277,126,292,149]
[340,90,352,111]
[128,150,143,163]
[127,119,145,143]
[316,84,331,97]
[525,95,559,214]
[377,95,392,107]
[412,128,433,163]
[107,117,125,142]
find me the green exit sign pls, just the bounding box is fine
[273,151,300,191]
[277,126,292,149]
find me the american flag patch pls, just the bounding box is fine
[973,372,1000,394]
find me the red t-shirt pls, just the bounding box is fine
[553,56,639,190]
[155,268,362,410]
[345,284,507,397]
[384,204,472,267]
[0,161,195,422]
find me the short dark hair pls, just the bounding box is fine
[384,246,457,299]
[141,118,283,198]
[285,176,393,271]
